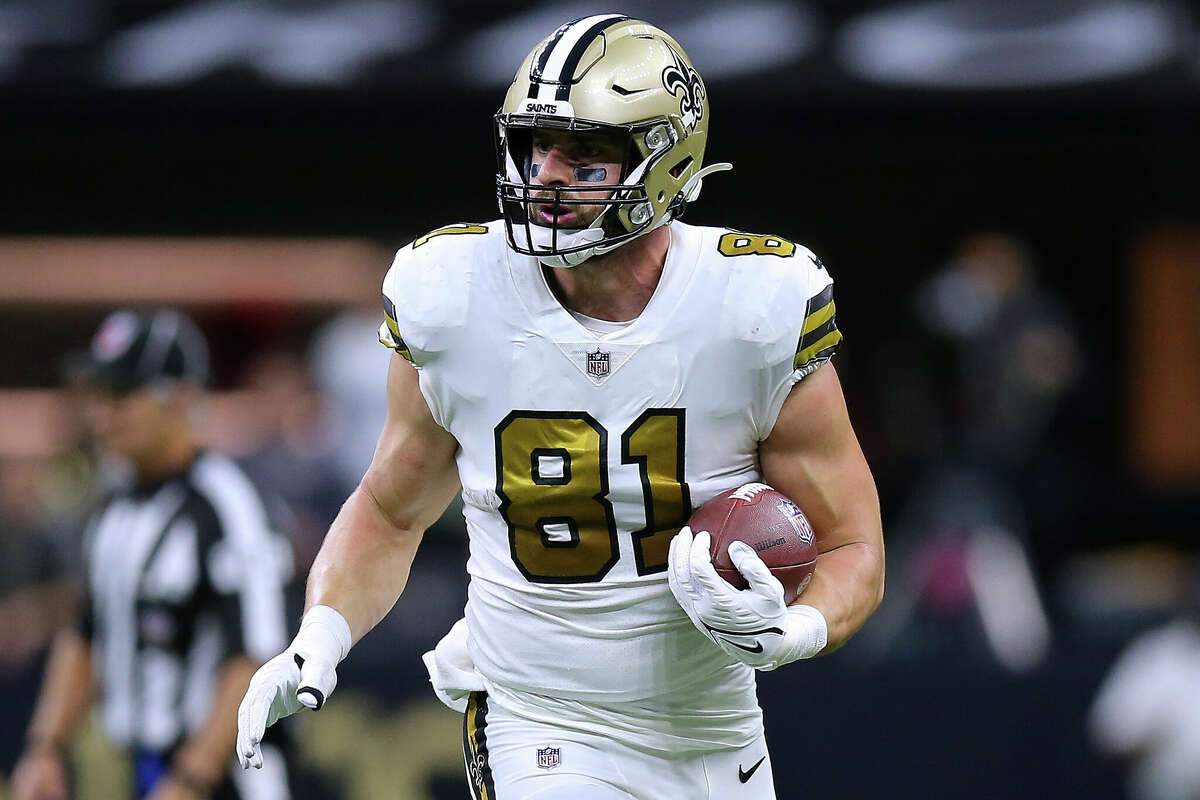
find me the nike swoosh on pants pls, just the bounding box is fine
[739,756,766,783]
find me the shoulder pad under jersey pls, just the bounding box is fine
[715,230,841,374]
[378,222,495,365]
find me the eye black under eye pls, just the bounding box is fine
[573,166,608,182]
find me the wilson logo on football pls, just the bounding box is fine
[754,537,787,553]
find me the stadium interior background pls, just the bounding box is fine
[3,1,1200,797]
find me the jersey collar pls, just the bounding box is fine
[504,222,702,346]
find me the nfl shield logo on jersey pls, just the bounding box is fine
[537,746,561,770]
[586,349,610,378]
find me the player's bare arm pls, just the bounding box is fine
[668,360,883,671]
[759,363,885,652]
[237,354,459,768]
[306,353,461,638]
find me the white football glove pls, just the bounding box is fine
[236,605,352,769]
[667,526,828,670]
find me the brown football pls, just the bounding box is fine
[687,482,818,605]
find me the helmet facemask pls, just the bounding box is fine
[496,112,681,268]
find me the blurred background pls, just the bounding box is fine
[2,0,1200,798]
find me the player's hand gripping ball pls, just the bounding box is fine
[668,483,826,669]
[687,482,818,604]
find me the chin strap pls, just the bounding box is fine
[535,162,735,269]
[681,162,732,202]
[534,226,606,268]
[537,249,594,269]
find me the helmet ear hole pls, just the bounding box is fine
[657,191,665,203]
[669,156,693,179]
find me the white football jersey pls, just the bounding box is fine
[381,220,840,745]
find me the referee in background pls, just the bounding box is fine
[11,309,294,800]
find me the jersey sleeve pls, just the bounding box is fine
[378,223,484,366]
[379,289,415,364]
[194,459,294,663]
[756,245,842,439]
[792,253,842,376]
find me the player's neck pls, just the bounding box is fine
[542,226,670,322]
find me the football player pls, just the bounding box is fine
[237,15,884,799]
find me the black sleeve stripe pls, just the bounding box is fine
[799,315,838,353]
[795,329,843,370]
[794,281,842,370]
[807,283,834,316]
[379,294,415,362]
[811,343,840,362]
[377,323,414,362]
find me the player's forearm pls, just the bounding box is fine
[304,484,427,642]
[795,537,885,653]
[25,629,93,750]
[172,656,257,786]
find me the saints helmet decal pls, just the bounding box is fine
[661,43,705,132]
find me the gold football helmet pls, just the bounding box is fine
[495,14,731,267]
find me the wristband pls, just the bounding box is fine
[764,605,828,670]
[295,605,353,663]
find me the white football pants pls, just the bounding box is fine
[462,692,776,800]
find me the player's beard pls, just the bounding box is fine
[528,189,613,230]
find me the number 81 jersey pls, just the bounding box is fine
[380,220,840,705]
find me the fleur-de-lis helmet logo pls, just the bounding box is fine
[660,43,705,132]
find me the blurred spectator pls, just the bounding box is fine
[0,454,86,671]
[1090,583,1200,800]
[862,465,1050,672]
[10,309,294,800]
[308,308,468,549]
[861,233,1095,670]
[233,349,346,575]
[917,233,1083,468]
[308,310,391,497]
[0,451,95,779]
[914,232,1098,566]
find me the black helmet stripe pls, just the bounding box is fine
[528,20,572,95]
[526,13,628,100]
[554,15,629,100]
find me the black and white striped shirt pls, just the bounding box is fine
[80,450,292,757]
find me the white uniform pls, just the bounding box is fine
[380,220,840,778]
